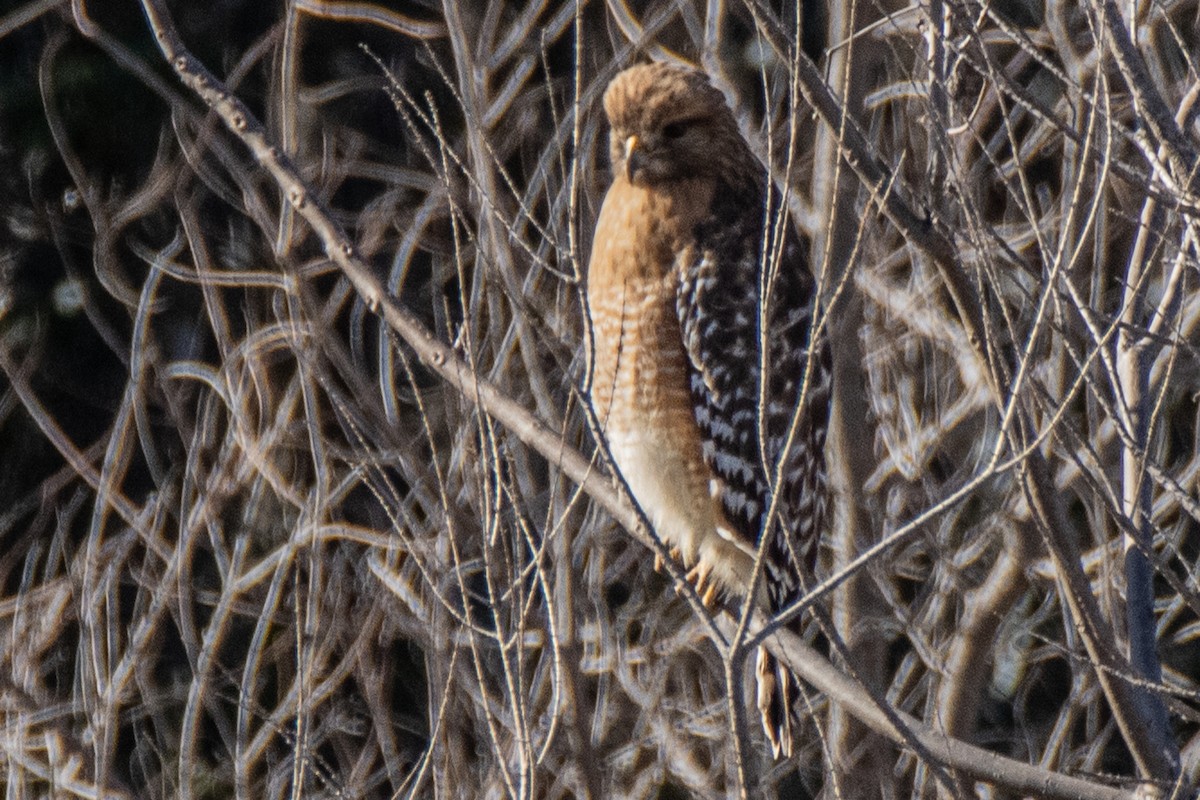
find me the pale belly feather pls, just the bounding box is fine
[589,277,757,600]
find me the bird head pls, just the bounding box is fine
[602,62,740,187]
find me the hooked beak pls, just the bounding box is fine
[622,135,643,182]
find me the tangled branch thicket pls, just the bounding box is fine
[2,0,1200,797]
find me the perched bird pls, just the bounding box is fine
[586,61,831,758]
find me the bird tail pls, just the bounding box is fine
[756,644,799,759]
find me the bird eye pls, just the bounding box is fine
[662,121,688,139]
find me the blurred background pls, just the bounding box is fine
[1,0,1199,797]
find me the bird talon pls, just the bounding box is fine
[654,547,683,574]
[684,560,718,608]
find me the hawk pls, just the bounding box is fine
[586,61,831,759]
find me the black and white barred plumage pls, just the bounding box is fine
[678,162,831,756]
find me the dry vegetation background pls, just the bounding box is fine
[2,0,1200,798]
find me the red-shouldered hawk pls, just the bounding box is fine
[586,62,831,759]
